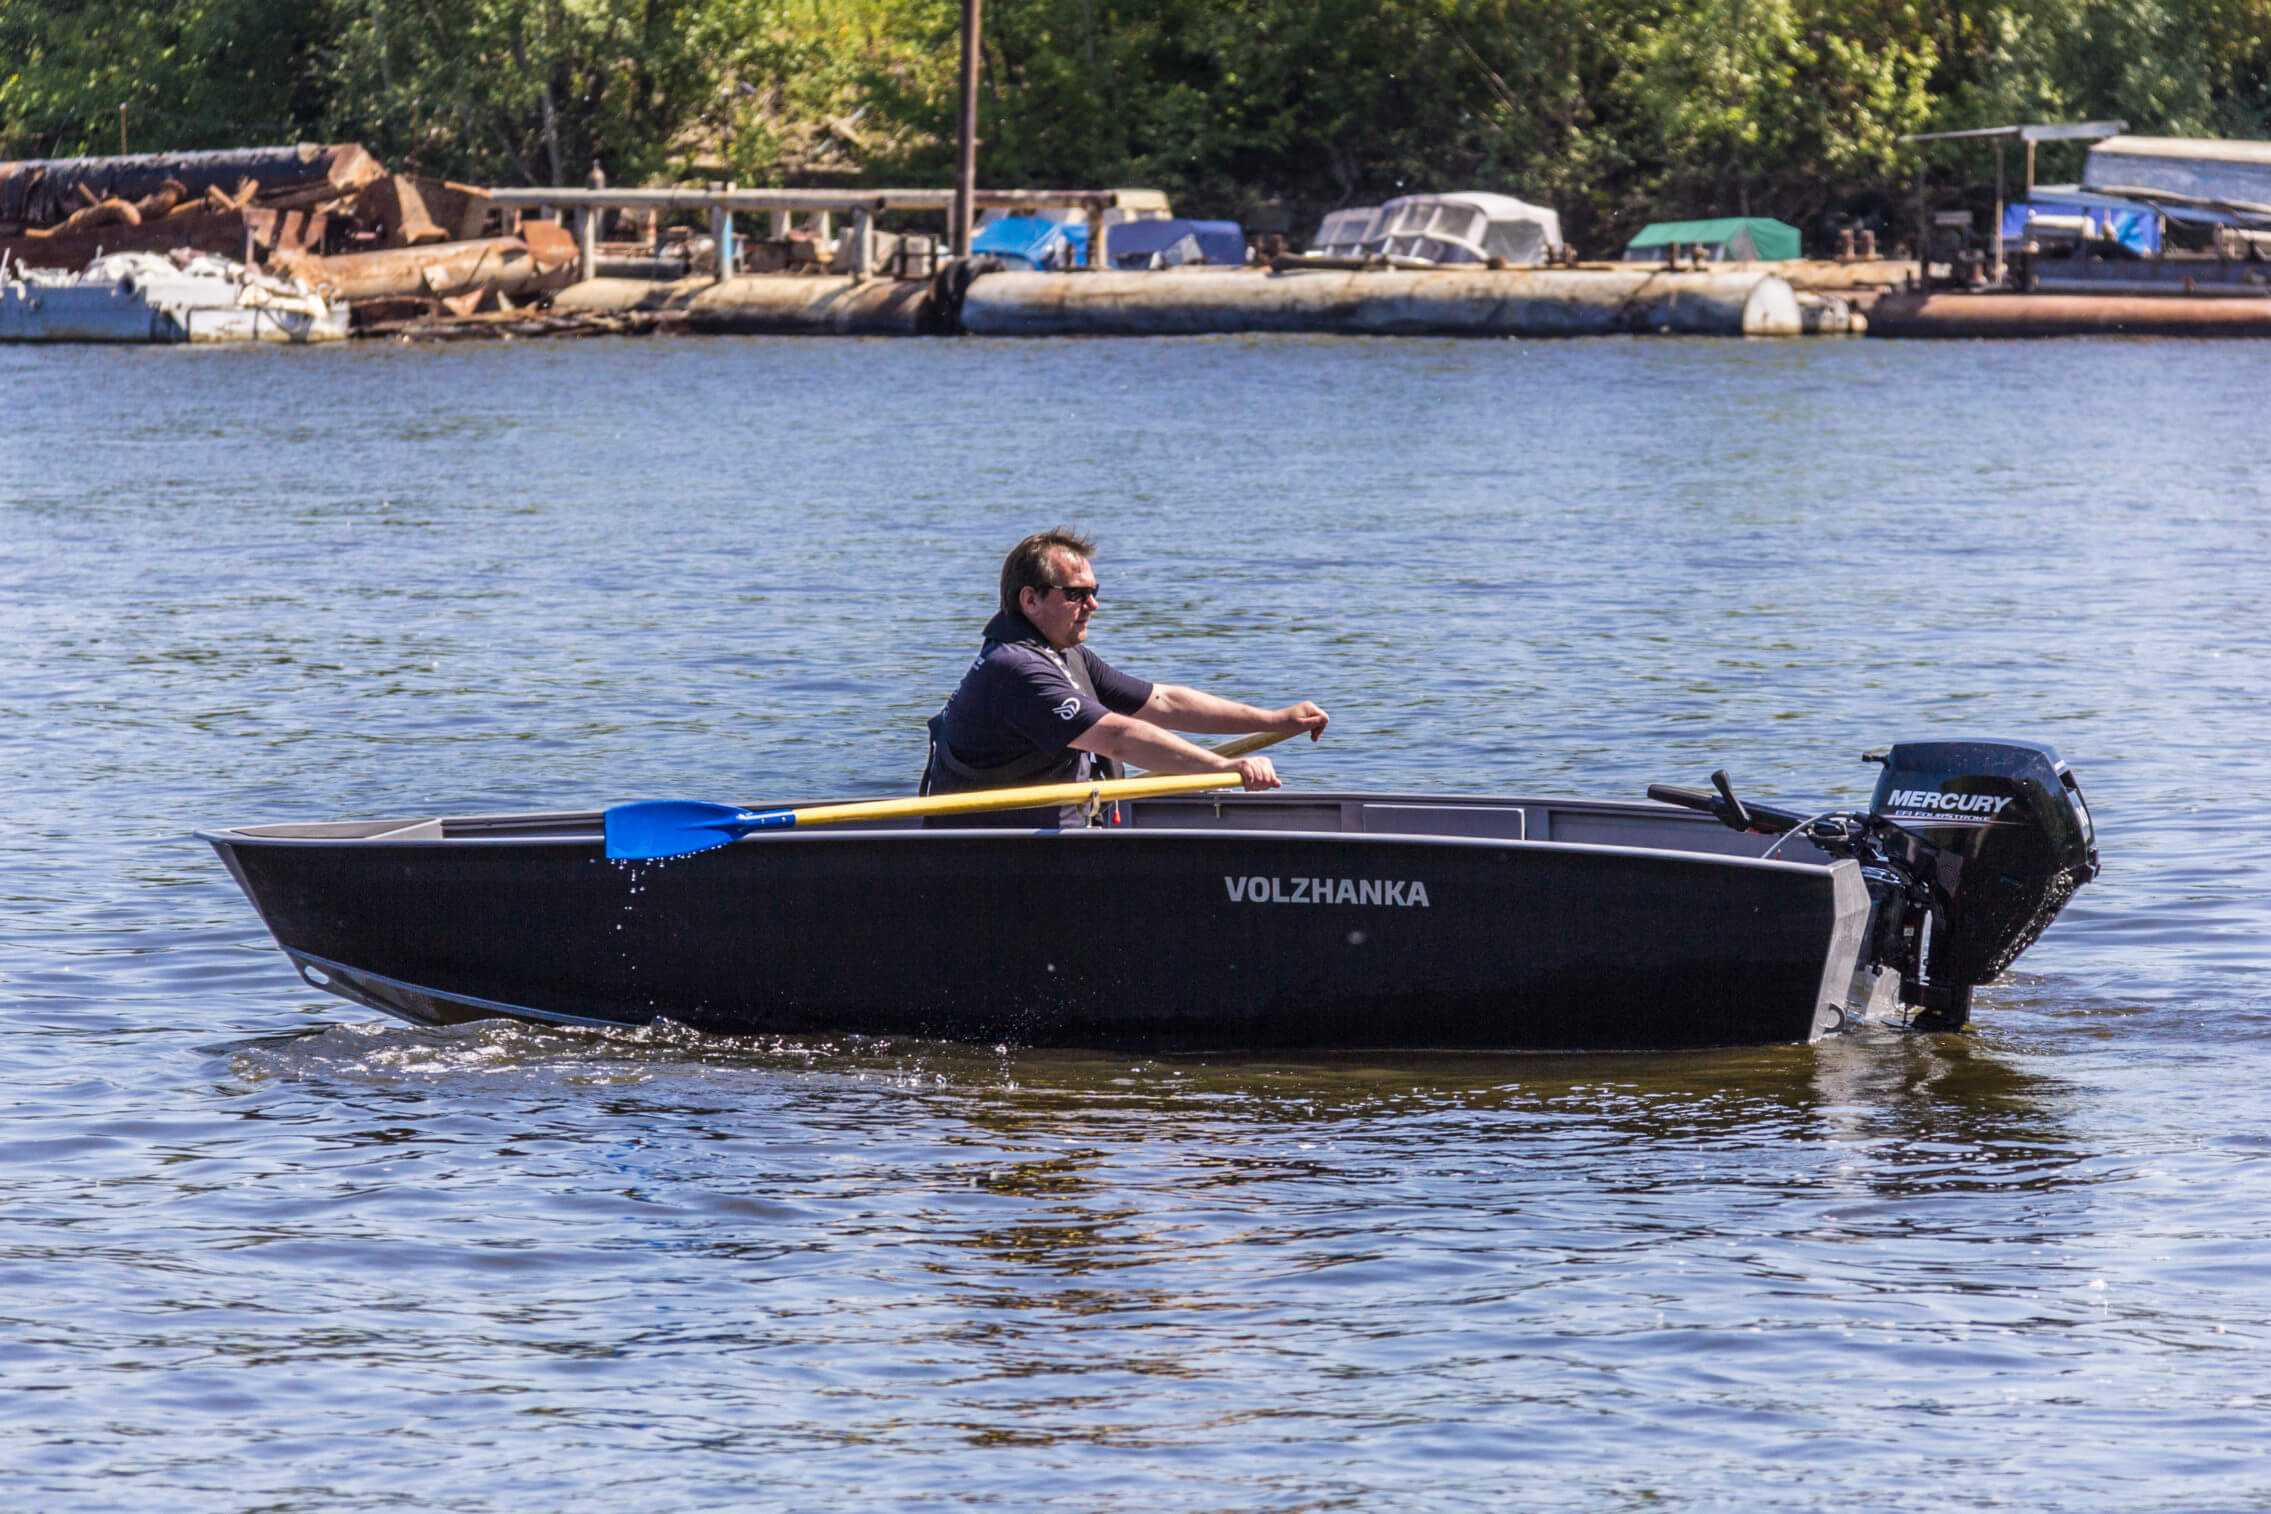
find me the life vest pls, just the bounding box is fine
[923,630,1122,826]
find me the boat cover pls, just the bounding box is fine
[1309,193,1563,265]
[971,215,1088,269]
[1999,199,2161,254]
[1623,217,1802,262]
[1107,218,1246,268]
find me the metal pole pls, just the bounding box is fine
[578,161,605,283]
[1916,155,1928,290]
[954,0,982,256]
[1992,137,2005,285]
[710,181,736,280]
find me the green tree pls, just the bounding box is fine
[1,0,330,158]
[6,0,2267,248]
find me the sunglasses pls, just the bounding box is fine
[1047,584,1100,605]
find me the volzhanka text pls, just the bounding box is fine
[1224,876,1431,906]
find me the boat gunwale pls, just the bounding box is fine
[198,794,1847,878]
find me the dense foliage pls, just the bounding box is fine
[5,0,2267,250]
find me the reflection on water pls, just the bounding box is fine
[5,334,2271,1509]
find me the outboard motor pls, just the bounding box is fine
[1859,739,2098,1028]
[1651,739,2099,1031]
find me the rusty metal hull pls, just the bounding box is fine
[302,230,577,303]
[685,275,935,335]
[547,274,937,334]
[1870,292,2271,338]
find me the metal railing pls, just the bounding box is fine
[484,185,1132,282]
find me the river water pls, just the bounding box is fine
[3,332,2268,1511]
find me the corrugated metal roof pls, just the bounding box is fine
[2089,135,2271,167]
[2084,137,2271,221]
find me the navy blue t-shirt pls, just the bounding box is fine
[934,610,1155,774]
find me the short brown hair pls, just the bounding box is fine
[999,527,1096,616]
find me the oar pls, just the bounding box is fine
[1204,729,1294,760]
[1116,727,1290,778]
[608,769,1253,861]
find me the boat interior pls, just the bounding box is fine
[219,791,1835,865]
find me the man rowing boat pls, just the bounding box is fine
[924,527,1329,826]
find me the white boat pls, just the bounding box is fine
[1309,192,1565,266]
[0,251,349,344]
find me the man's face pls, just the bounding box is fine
[1020,550,1099,651]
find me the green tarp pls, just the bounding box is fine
[1623,217,1802,262]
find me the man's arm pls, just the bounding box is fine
[1133,684,1329,741]
[1070,714,1283,789]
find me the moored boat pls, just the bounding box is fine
[201,739,2097,1052]
[0,250,348,343]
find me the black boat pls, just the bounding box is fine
[200,739,2098,1052]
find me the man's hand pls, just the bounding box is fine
[1273,702,1330,741]
[1232,756,1282,791]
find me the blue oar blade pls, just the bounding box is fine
[605,799,770,861]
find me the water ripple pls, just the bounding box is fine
[3,335,2270,1510]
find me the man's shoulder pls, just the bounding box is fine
[978,637,1069,676]
[960,638,1082,707]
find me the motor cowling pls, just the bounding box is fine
[1867,739,2098,1024]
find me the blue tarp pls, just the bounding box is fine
[1106,218,1247,268]
[971,216,1089,269]
[2001,200,2161,254]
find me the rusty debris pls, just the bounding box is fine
[304,229,578,304]
[359,306,687,341]
[0,143,598,339]
[350,175,497,249]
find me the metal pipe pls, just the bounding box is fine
[961,268,1806,337]
[683,274,934,335]
[956,0,982,255]
[1868,291,2271,338]
[300,234,578,302]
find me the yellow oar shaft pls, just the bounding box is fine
[1207,729,1294,759]
[783,769,1243,829]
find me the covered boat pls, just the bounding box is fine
[1309,193,1564,266]
[971,192,1177,270]
[970,214,1086,270]
[1106,218,1248,269]
[202,739,2096,1053]
[1622,217,1803,263]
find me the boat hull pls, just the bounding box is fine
[2,270,349,343]
[205,820,1869,1052]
